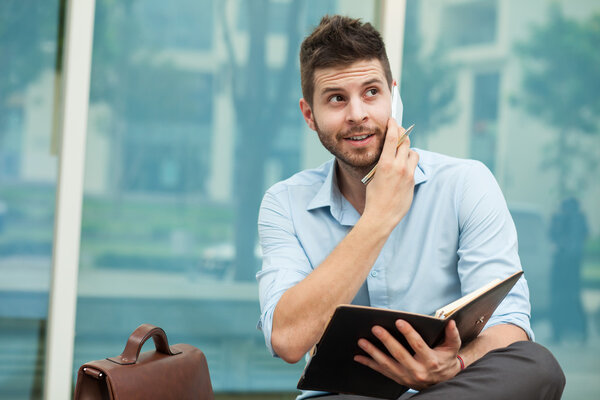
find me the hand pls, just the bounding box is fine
[354,319,462,390]
[362,118,419,233]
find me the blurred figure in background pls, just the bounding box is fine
[549,197,589,343]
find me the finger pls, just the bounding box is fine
[354,354,400,383]
[354,354,384,373]
[354,355,407,385]
[397,129,411,148]
[394,131,411,161]
[380,118,400,161]
[355,339,406,383]
[396,319,434,359]
[357,337,397,369]
[371,325,413,365]
[405,149,419,171]
[439,320,462,351]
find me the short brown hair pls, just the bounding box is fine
[300,15,393,106]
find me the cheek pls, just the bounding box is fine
[315,110,345,134]
[368,111,389,134]
[371,101,391,124]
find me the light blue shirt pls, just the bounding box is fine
[256,149,533,396]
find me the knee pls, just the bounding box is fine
[511,341,566,397]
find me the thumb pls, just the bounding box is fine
[442,320,462,352]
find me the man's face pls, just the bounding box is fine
[300,59,392,174]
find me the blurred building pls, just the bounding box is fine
[414,0,600,230]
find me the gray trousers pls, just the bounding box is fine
[316,341,565,400]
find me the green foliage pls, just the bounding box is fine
[515,4,600,135]
[88,0,217,196]
[78,196,234,274]
[221,0,305,280]
[0,1,59,94]
[0,183,234,268]
[0,0,62,141]
[514,4,600,198]
[89,0,137,103]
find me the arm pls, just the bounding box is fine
[355,161,533,387]
[272,119,419,363]
[272,213,395,363]
[455,161,534,339]
[458,323,528,367]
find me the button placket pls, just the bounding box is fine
[366,257,387,308]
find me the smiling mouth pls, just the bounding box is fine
[346,134,374,141]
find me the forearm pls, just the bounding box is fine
[272,216,391,363]
[458,323,529,368]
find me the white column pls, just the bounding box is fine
[43,1,96,399]
[381,0,407,86]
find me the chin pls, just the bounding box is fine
[338,155,378,171]
[350,152,380,168]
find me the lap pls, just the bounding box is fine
[315,394,414,399]
[411,341,564,400]
[309,341,564,400]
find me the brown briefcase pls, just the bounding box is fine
[74,324,214,400]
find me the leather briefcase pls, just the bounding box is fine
[74,324,214,400]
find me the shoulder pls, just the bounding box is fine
[414,148,490,184]
[266,159,331,195]
[261,159,333,214]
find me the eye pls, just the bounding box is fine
[365,88,378,97]
[328,94,345,103]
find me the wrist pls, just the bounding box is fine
[456,354,465,372]
[360,209,399,236]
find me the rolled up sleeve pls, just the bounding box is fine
[256,189,313,356]
[456,161,534,340]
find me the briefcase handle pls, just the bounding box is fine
[107,323,182,365]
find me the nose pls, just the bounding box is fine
[346,97,368,125]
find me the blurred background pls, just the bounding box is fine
[0,0,599,399]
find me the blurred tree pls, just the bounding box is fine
[400,1,457,149]
[88,0,134,202]
[219,0,303,281]
[0,0,61,150]
[514,5,600,198]
[90,0,213,199]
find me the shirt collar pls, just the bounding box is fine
[306,159,341,212]
[307,155,429,214]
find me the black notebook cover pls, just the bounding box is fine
[297,271,524,399]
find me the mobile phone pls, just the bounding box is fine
[391,83,403,125]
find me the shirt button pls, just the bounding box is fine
[370,271,378,277]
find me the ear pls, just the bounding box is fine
[299,98,317,131]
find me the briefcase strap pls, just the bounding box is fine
[82,367,106,380]
[107,323,182,365]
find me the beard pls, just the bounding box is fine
[314,120,385,175]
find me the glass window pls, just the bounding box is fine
[0,0,64,398]
[441,0,498,48]
[403,1,600,399]
[74,0,377,395]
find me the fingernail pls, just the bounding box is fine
[358,339,367,349]
[396,320,405,329]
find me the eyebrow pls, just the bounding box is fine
[319,78,385,97]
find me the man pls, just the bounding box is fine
[257,15,564,399]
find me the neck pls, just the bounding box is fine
[335,160,371,215]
